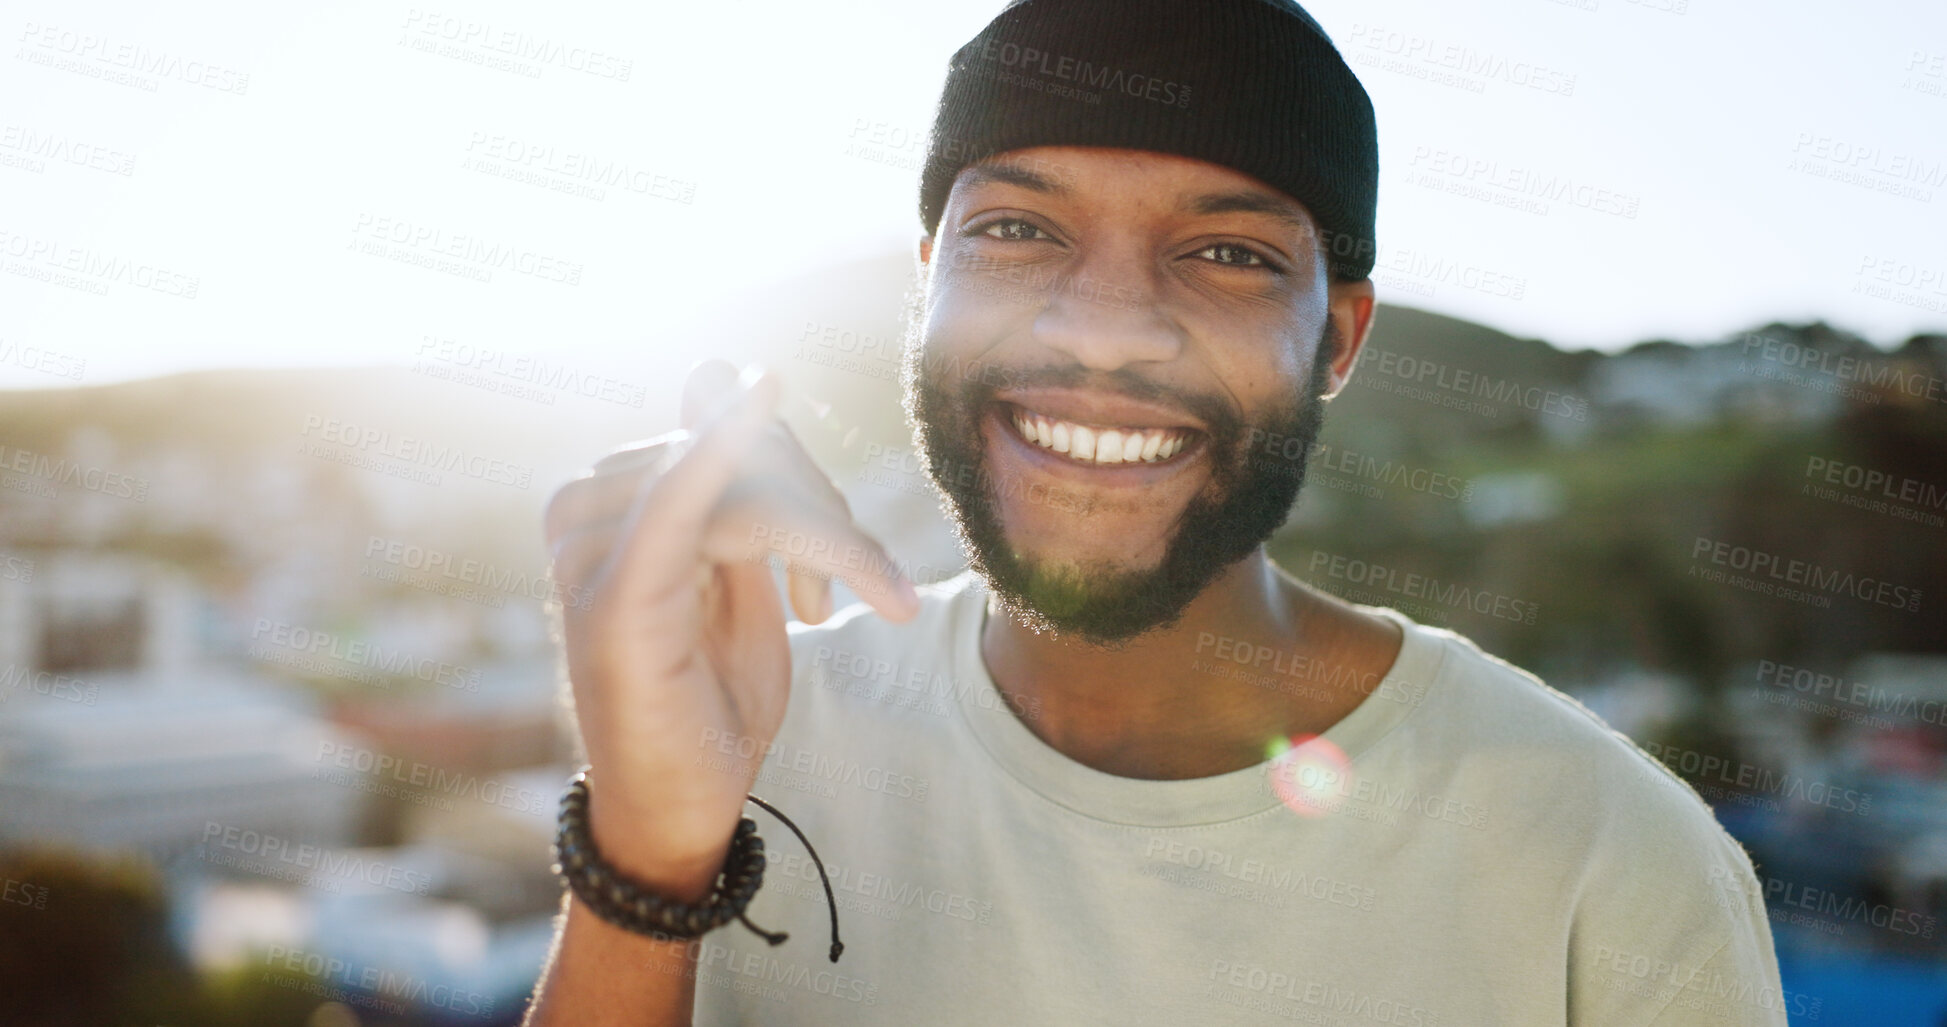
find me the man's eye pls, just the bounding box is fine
[1194,243,1268,267]
[979,218,1051,242]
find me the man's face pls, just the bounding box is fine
[902,146,1353,645]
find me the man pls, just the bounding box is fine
[527,0,1788,1023]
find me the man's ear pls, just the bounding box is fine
[918,233,934,267]
[1321,277,1377,400]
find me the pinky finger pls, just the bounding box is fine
[786,569,833,625]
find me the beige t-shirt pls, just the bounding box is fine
[689,572,1794,1025]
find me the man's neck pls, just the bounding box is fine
[978,551,1403,780]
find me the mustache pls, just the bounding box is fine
[948,362,1244,440]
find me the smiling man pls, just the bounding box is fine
[526,1,1787,1024]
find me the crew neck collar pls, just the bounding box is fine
[942,572,1447,828]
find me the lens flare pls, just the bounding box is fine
[1267,733,1353,818]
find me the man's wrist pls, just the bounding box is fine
[584,787,733,904]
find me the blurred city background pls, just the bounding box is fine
[3,261,1944,1022]
[3,0,1944,1024]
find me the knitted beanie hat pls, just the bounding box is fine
[918,0,1379,280]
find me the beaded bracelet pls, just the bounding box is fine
[551,769,845,961]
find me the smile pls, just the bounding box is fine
[1005,405,1197,466]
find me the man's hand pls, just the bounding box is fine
[542,360,919,896]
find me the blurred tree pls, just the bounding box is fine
[0,846,203,1026]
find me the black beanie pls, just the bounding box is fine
[918,0,1379,280]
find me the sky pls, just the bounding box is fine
[2,0,1944,389]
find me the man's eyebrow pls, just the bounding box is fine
[1181,190,1315,234]
[958,161,1071,197]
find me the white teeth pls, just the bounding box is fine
[1010,408,1191,466]
[1095,430,1122,464]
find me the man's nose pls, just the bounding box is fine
[1029,249,1184,372]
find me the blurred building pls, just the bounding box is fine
[0,550,362,862]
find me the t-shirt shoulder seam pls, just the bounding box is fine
[1431,629,1739,841]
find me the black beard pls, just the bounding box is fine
[903,320,1339,648]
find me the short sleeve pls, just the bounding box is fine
[1568,777,1791,1026]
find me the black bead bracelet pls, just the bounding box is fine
[550,769,845,962]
